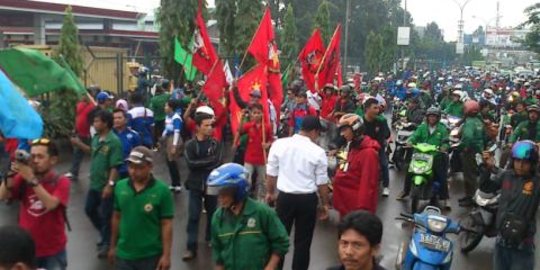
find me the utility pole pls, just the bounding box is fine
[401,0,407,70]
[452,0,473,52]
[343,0,351,76]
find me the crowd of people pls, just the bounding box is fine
[0,67,539,270]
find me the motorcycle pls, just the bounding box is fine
[459,144,499,253]
[392,121,416,171]
[396,206,470,270]
[442,115,463,174]
[407,143,443,213]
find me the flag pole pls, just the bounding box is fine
[314,24,341,91]
[237,7,270,78]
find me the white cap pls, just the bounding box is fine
[195,105,215,116]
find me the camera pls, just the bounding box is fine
[15,150,31,164]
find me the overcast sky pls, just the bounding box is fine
[38,0,532,41]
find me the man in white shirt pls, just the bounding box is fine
[266,115,331,270]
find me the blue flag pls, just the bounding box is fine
[0,69,43,139]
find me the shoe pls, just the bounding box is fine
[97,245,109,259]
[458,198,474,207]
[182,250,196,261]
[174,186,183,193]
[396,191,409,200]
[382,187,390,197]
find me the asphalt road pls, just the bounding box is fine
[0,142,539,270]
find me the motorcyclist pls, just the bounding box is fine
[510,102,528,129]
[458,100,486,207]
[392,80,407,101]
[332,114,381,216]
[397,107,450,208]
[509,105,540,144]
[332,85,356,121]
[481,88,498,107]
[444,90,466,118]
[523,88,538,106]
[405,98,425,126]
[438,86,452,111]
[481,141,540,270]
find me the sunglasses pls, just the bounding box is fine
[32,138,51,146]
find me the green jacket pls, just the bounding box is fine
[439,97,451,111]
[509,120,540,143]
[149,93,171,121]
[444,101,463,118]
[409,122,449,151]
[524,97,538,106]
[211,198,289,270]
[460,116,486,153]
[510,111,528,128]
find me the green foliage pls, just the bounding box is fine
[314,1,331,43]
[364,31,383,75]
[157,0,203,81]
[234,0,263,56]
[413,22,455,66]
[56,6,83,77]
[216,0,236,56]
[520,3,540,54]
[281,4,299,68]
[461,45,484,66]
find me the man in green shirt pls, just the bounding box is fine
[71,110,124,258]
[150,81,171,147]
[509,105,540,143]
[108,146,174,270]
[443,90,464,118]
[209,163,289,270]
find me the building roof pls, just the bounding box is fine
[0,0,144,21]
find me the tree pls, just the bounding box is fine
[314,0,331,43]
[462,45,484,65]
[380,26,397,72]
[235,0,263,60]
[157,0,202,81]
[424,22,444,42]
[216,0,236,56]
[280,3,299,68]
[56,6,83,77]
[364,31,383,75]
[520,3,540,54]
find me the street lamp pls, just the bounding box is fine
[451,0,473,47]
[471,15,498,46]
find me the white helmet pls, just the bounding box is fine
[452,90,468,102]
[195,105,215,116]
[454,83,463,90]
[483,89,494,97]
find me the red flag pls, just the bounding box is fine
[317,24,342,90]
[192,9,218,75]
[299,29,325,93]
[202,60,227,103]
[230,65,269,136]
[268,72,283,122]
[336,62,343,88]
[247,8,280,72]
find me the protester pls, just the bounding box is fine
[288,91,318,136]
[70,110,123,258]
[128,93,155,148]
[332,86,356,121]
[327,211,386,270]
[0,139,70,269]
[239,103,273,200]
[0,226,37,270]
[65,93,95,181]
[150,80,172,148]
[332,114,380,216]
[182,113,223,260]
[209,163,289,270]
[162,99,183,192]
[320,84,338,121]
[266,115,331,270]
[112,109,142,179]
[108,146,173,270]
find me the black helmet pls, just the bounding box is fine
[426,106,441,117]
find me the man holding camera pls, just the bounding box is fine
[0,138,70,270]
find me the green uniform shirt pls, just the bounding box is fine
[211,198,289,270]
[439,97,451,111]
[90,131,124,191]
[444,101,463,118]
[509,120,540,143]
[409,122,450,151]
[460,116,486,153]
[150,93,171,122]
[114,177,174,260]
[524,97,538,106]
[510,111,528,128]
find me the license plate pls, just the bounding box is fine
[420,233,450,252]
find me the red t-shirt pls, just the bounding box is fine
[321,94,337,120]
[243,121,273,165]
[75,101,95,138]
[12,172,70,257]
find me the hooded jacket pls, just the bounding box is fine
[333,136,381,216]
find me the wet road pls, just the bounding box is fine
[0,143,539,270]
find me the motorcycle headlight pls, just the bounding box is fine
[427,217,448,233]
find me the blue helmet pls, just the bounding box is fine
[512,140,538,164]
[207,163,250,202]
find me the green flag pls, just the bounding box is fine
[0,48,86,97]
[174,38,197,81]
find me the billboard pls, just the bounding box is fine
[397,27,410,46]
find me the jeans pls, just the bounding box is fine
[186,190,217,253]
[379,146,390,188]
[493,242,535,270]
[69,136,91,179]
[276,192,318,270]
[244,163,266,201]
[37,250,67,270]
[115,255,161,270]
[85,189,114,246]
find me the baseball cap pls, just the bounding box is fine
[96,91,113,102]
[126,146,154,164]
[301,115,325,132]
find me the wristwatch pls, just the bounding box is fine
[108,180,115,187]
[29,179,40,187]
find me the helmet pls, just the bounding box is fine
[207,163,250,202]
[340,85,352,94]
[195,105,215,116]
[338,114,363,132]
[407,82,417,89]
[96,91,112,103]
[483,88,494,97]
[527,105,540,114]
[426,107,441,118]
[454,84,463,90]
[464,100,480,115]
[396,80,403,86]
[511,140,539,164]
